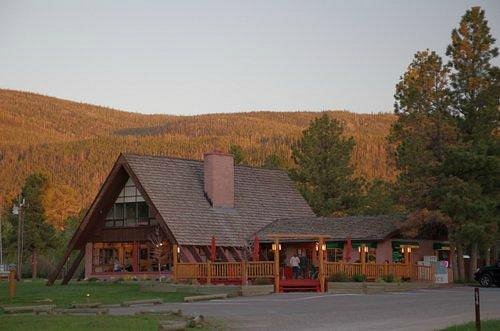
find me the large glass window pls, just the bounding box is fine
[104,178,154,228]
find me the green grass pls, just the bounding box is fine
[0,314,214,331]
[0,279,186,308]
[441,320,500,331]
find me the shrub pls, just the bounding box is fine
[382,274,395,283]
[351,274,367,282]
[254,277,273,285]
[87,277,99,282]
[328,272,350,282]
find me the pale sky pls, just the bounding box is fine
[1,1,499,115]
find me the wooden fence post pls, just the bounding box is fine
[172,245,178,281]
[241,262,248,286]
[207,261,212,285]
[8,269,16,301]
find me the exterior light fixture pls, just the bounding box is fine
[401,246,412,253]
[272,244,281,251]
[364,246,369,253]
[321,244,327,251]
[176,246,181,253]
[315,242,319,251]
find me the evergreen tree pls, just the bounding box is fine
[446,6,499,141]
[355,180,403,216]
[8,173,58,278]
[291,113,361,216]
[228,145,245,165]
[445,6,500,277]
[263,153,286,170]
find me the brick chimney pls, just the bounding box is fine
[204,150,235,208]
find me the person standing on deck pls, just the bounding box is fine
[290,253,300,279]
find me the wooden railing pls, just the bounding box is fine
[175,261,275,282]
[325,262,435,282]
[175,261,435,284]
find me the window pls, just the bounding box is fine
[104,178,154,228]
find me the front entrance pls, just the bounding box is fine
[268,235,328,293]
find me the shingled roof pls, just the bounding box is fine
[123,154,315,246]
[255,215,404,242]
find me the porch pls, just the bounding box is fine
[171,234,435,293]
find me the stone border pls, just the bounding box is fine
[327,282,437,294]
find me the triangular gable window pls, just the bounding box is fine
[104,178,156,228]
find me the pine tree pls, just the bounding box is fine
[291,114,361,216]
[446,6,499,141]
[445,6,500,276]
[13,173,57,279]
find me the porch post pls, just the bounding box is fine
[319,237,325,292]
[360,244,366,276]
[207,260,212,285]
[274,238,280,293]
[172,244,178,281]
[133,241,139,273]
[404,247,411,279]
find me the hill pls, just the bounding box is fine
[0,89,397,221]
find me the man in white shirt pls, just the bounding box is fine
[290,253,301,279]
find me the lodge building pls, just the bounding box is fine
[48,151,450,286]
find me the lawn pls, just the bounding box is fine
[0,314,214,331]
[0,279,186,308]
[441,320,500,331]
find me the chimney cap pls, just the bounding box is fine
[203,150,233,157]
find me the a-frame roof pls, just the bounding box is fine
[123,154,315,246]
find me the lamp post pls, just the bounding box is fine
[12,197,25,279]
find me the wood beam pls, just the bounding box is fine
[319,237,325,293]
[61,250,85,285]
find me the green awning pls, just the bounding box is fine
[392,241,420,249]
[433,243,451,250]
[326,241,377,249]
[326,242,344,249]
[352,242,377,249]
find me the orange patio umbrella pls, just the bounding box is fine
[343,236,353,262]
[210,236,217,262]
[252,235,260,261]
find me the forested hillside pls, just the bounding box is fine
[0,89,396,224]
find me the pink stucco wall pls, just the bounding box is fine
[376,239,393,264]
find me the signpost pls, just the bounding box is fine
[474,287,481,331]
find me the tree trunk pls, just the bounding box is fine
[494,243,499,263]
[451,244,459,282]
[457,244,465,281]
[32,249,37,280]
[485,247,491,266]
[470,243,478,281]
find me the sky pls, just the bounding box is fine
[1,1,499,115]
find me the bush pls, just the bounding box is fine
[87,277,99,282]
[382,274,395,283]
[328,272,350,282]
[351,274,367,282]
[254,277,273,285]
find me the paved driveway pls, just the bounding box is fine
[110,286,500,330]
